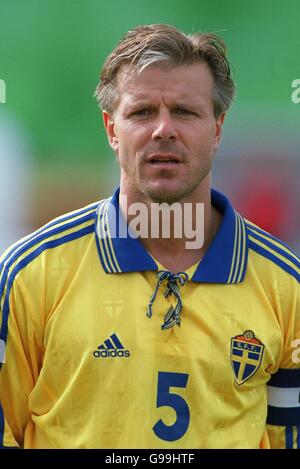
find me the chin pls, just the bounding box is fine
[142,184,188,204]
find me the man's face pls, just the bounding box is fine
[103,62,225,203]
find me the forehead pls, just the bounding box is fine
[116,63,215,106]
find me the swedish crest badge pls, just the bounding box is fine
[231,330,265,385]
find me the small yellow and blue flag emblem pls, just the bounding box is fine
[231,330,265,385]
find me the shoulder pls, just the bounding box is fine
[0,199,104,285]
[244,218,300,283]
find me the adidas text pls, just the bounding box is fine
[93,349,130,358]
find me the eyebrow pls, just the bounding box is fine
[127,100,200,110]
[128,101,155,107]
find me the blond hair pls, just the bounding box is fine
[94,23,235,118]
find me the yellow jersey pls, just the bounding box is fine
[0,188,299,448]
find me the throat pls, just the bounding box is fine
[141,205,223,273]
[147,246,202,273]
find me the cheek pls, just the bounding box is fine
[186,130,216,167]
[116,130,141,167]
[186,133,211,154]
[119,128,149,156]
[194,124,217,149]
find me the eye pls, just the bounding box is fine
[132,109,153,116]
[174,108,194,115]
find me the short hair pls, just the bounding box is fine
[94,23,235,118]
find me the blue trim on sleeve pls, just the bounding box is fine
[0,225,94,346]
[267,406,300,426]
[286,427,294,449]
[248,228,300,270]
[268,368,300,388]
[0,212,96,300]
[246,222,300,260]
[249,240,300,282]
[0,203,98,272]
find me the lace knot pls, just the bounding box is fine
[147,270,188,329]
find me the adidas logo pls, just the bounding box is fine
[93,333,130,358]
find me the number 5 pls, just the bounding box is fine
[153,371,190,441]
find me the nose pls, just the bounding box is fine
[151,109,178,141]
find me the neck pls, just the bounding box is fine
[119,177,222,272]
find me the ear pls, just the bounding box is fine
[213,112,226,149]
[102,110,119,155]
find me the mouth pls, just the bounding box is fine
[147,154,182,165]
[149,160,179,165]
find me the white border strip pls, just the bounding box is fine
[267,385,300,408]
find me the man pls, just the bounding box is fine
[0,24,299,449]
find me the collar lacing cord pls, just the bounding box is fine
[147,270,189,330]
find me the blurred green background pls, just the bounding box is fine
[0,0,299,251]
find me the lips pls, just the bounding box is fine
[147,154,181,164]
[150,160,178,164]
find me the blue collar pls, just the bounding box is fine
[95,187,248,284]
